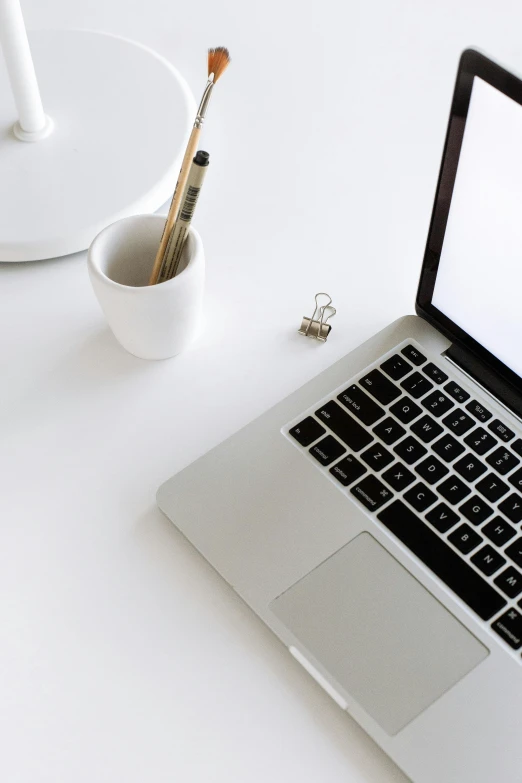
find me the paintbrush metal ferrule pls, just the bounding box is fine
[194,79,215,129]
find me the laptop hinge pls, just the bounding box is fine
[445,343,522,421]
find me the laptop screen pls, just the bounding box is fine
[417,50,522,402]
[432,75,522,378]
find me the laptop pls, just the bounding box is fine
[157,49,522,782]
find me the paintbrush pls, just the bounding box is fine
[149,46,230,285]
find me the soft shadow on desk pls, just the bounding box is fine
[53,326,151,389]
[2,327,152,437]
[0,123,13,143]
[135,504,408,782]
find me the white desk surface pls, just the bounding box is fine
[3,1,522,780]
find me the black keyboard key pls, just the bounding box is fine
[494,566,522,599]
[509,468,522,493]
[483,517,517,547]
[381,462,416,491]
[359,370,401,405]
[471,545,506,576]
[415,455,449,485]
[377,501,506,620]
[360,443,394,471]
[432,434,465,463]
[372,417,406,445]
[444,381,470,404]
[488,419,515,442]
[404,482,437,512]
[289,417,326,446]
[400,372,433,399]
[438,476,471,505]
[442,410,475,436]
[498,493,522,523]
[389,397,422,424]
[511,439,522,458]
[492,608,522,649]
[330,454,366,486]
[380,354,412,381]
[422,391,454,418]
[426,503,460,533]
[351,475,393,511]
[464,427,497,456]
[448,523,483,554]
[315,401,373,452]
[466,400,492,423]
[310,436,346,466]
[411,415,443,443]
[505,538,522,569]
[423,362,448,384]
[486,447,520,476]
[475,474,509,503]
[393,436,427,465]
[459,496,493,526]
[401,345,426,366]
[454,454,487,482]
[337,385,385,426]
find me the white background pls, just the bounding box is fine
[434,76,522,377]
[3,2,522,782]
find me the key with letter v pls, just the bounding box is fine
[426,502,460,533]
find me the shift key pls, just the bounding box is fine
[315,401,374,452]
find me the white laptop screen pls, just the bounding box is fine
[432,75,522,379]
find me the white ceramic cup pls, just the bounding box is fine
[88,214,205,360]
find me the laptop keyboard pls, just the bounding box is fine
[283,340,522,658]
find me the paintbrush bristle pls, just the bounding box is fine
[208,47,230,82]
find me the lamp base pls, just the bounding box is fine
[0,29,195,262]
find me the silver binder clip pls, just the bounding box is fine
[298,293,336,342]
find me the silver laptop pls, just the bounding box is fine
[157,49,522,782]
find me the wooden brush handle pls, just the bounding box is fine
[148,126,201,285]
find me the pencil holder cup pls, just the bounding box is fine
[87,215,205,360]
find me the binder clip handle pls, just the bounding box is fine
[298,293,336,342]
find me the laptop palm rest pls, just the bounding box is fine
[270,532,488,735]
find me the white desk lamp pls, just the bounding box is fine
[0,0,195,262]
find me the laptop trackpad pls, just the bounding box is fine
[270,532,488,735]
